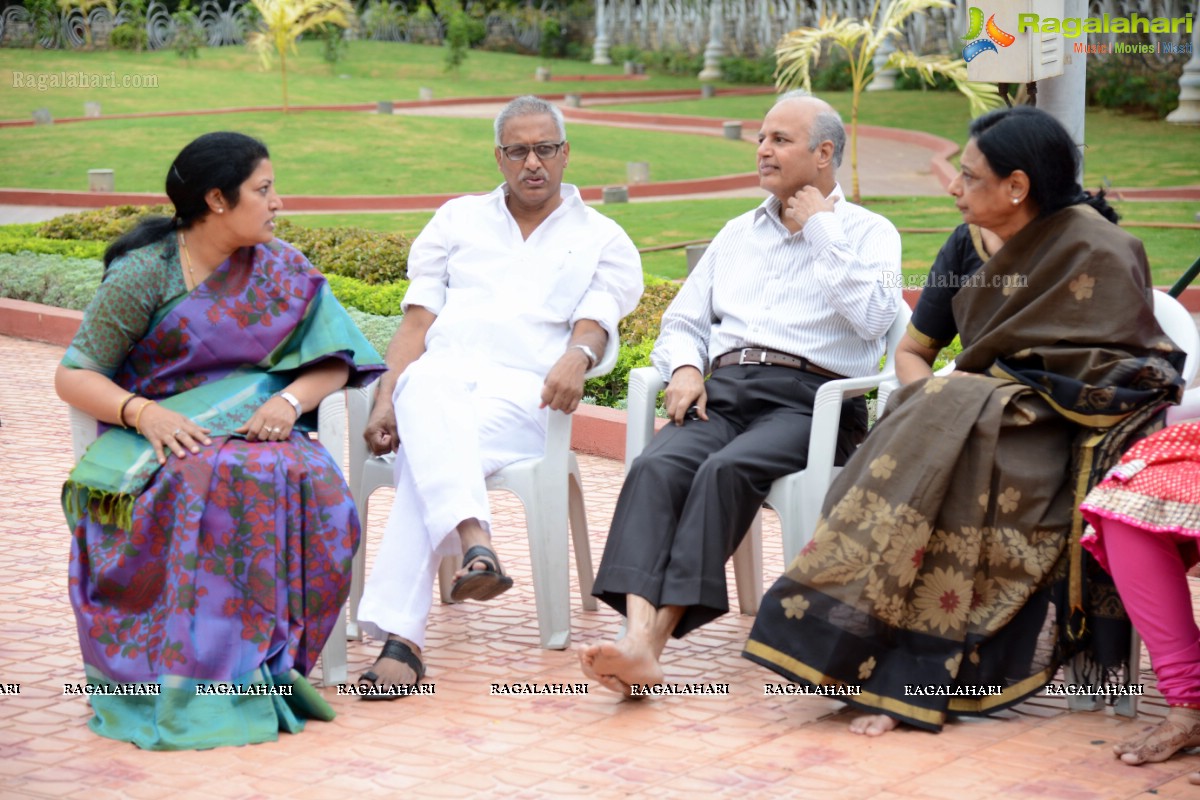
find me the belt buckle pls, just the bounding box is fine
[738,348,767,366]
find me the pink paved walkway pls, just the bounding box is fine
[3,334,1200,798]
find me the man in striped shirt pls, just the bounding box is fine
[581,92,903,696]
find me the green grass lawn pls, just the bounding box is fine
[289,195,1199,285]
[0,111,754,194]
[0,40,706,120]
[599,93,1200,190]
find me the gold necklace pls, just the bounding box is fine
[178,231,196,289]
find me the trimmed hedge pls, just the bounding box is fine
[344,306,403,356]
[619,279,679,346]
[0,227,106,259]
[0,252,104,311]
[324,273,409,317]
[274,219,411,284]
[37,205,172,242]
[35,207,412,285]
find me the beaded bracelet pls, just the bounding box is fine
[134,400,157,435]
[116,392,137,429]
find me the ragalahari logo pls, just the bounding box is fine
[961,7,1016,61]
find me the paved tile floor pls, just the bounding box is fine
[2,334,1198,799]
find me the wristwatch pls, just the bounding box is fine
[570,344,598,369]
[278,391,303,419]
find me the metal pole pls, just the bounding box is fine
[1035,0,1088,185]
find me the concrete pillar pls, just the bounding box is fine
[418,87,433,100]
[602,186,629,203]
[626,161,650,184]
[377,100,394,114]
[867,35,898,92]
[722,121,742,140]
[592,0,611,66]
[83,101,101,117]
[1167,21,1200,125]
[88,169,114,192]
[698,0,724,81]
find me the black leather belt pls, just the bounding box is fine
[712,348,845,379]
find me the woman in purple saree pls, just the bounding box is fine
[56,132,384,750]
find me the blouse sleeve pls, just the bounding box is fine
[62,241,182,377]
[909,225,983,349]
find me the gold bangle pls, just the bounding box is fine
[134,400,156,435]
[116,392,137,429]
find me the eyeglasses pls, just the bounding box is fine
[498,141,566,162]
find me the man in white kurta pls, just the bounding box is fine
[356,96,643,694]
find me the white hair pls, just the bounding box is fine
[773,90,847,168]
[494,96,566,145]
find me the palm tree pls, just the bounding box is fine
[775,0,1003,202]
[246,0,355,112]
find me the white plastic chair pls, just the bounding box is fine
[344,342,617,651]
[67,391,353,686]
[1064,290,1200,717]
[624,303,913,615]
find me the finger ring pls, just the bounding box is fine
[172,428,182,437]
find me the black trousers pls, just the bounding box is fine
[593,365,867,637]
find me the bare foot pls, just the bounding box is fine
[1116,707,1200,765]
[582,639,664,697]
[849,713,901,736]
[578,645,636,697]
[1112,727,1152,757]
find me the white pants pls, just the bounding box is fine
[357,355,547,648]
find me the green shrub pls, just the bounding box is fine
[1087,43,1183,118]
[344,306,403,355]
[172,1,205,62]
[108,23,148,52]
[811,51,855,92]
[619,280,680,345]
[437,0,470,72]
[584,337,655,408]
[0,229,106,259]
[893,68,956,92]
[37,205,172,241]
[0,252,103,311]
[274,219,410,284]
[36,210,411,284]
[538,17,564,59]
[319,22,349,68]
[324,273,408,316]
[719,53,776,85]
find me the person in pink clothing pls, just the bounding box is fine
[1081,391,1200,780]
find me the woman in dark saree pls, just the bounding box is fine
[744,106,1186,735]
[56,132,384,749]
